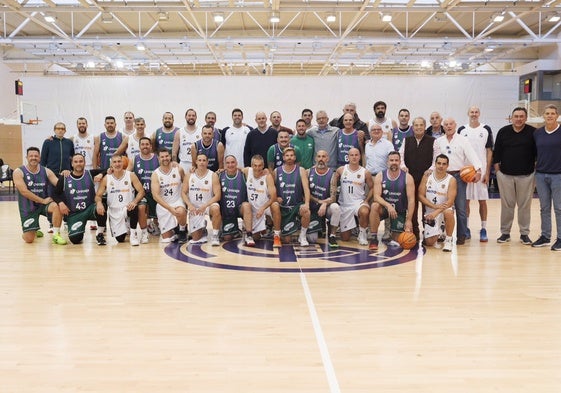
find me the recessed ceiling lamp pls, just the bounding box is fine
[158,12,169,21]
[136,41,146,51]
[270,13,280,23]
[548,14,561,22]
[381,13,392,22]
[326,13,336,23]
[213,12,224,23]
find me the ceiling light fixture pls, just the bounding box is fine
[43,14,56,23]
[270,13,280,23]
[381,13,392,22]
[136,41,146,51]
[326,13,336,23]
[548,14,561,22]
[493,13,505,23]
[213,12,224,23]
[158,12,169,21]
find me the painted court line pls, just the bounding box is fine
[299,271,341,393]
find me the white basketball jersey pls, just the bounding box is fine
[188,170,214,208]
[460,125,490,173]
[369,117,394,139]
[73,133,95,169]
[106,171,134,210]
[178,127,202,164]
[224,125,251,166]
[425,173,452,212]
[155,166,182,205]
[126,134,141,161]
[246,168,270,210]
[338,165,367,206]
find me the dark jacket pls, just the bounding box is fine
[40,135,75,174]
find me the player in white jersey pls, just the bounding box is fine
[151,149,187,243]
[120,111,135,136]
[418,154,457,251]
[95,154,145,245]
[335,148,373,245]
[457,106,494,242]
[368,100,397,140]
[243,154,282,246]
[72,117,94,169]
[123,117,149,165]
[222,108,251,167]
[172,108,201,173]
[182,153,221,245]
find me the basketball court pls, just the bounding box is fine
[1,198,560,392]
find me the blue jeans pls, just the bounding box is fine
[535,172,561,240]
[452,173,468,239]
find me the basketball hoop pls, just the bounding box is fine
[27,119,40,125]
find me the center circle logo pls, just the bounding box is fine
[165,239,423,273]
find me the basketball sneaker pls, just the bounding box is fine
[36,230,44,238]
[551,238,561,251]
[273,235,282,248]
[358,231,368,246]
[130,231,140,246]
[480,228,488,242]
[443,238,453,252]
[532,235,551,248]
[177,230,188,244]
[369,238,379,251]
[211,234,220,246]
[520,235,532,245]
[465,228,471,239]
[52,233,67,245]
[497,234,511,243]
[298,232,309,247]
[245,234,255,247]
[96,233,107,246]
[140,230,149,244]
[328,235,339,248]
[161,235,177,243]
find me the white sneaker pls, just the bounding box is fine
[358,231,368,246]
[211,234,220,246]
[245,235,255,247]
[140,230,149,244]
[443,238,453,252]
[299,233,309,247]
[160,235,177,243]
[130,231,140,246]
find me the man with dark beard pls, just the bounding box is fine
[368,100,397,141]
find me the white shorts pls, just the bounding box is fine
[423,210,447,239]
[252,207,272,233]
[340,202,369,232]
[466,180,489,201]
[188,202,218,233]
[108,207,129,237]
[156,200,186,234]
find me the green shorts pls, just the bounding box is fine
[221,216,241,236]
[280,205,301,236]
[20,204,50,233]
[67,204,98,237]
[380,208,407,233]
[307,211,325,234]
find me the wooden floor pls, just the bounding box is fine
[1,199,560,392]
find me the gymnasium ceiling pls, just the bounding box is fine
[0,0,560,76]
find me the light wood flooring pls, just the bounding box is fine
[1,199,560,392]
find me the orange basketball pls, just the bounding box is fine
[460,165,477,183]
[398,231,417,250]
[121,155,129,169]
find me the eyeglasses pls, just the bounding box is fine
[54,127,66,130]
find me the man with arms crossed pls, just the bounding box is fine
[172,108,201,172]
[418,154,457,252]
[152,112,179,152]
